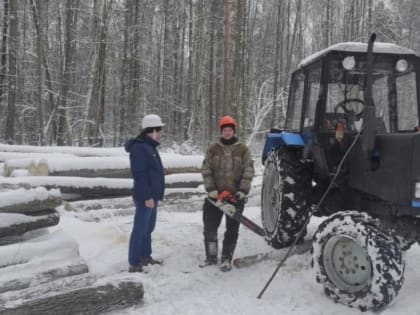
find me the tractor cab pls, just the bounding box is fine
[285,42,420,179]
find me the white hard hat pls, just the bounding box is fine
[141,114,165,129]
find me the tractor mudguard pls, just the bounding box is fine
[262,132,304,163]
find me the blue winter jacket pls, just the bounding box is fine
[125,135,165,202]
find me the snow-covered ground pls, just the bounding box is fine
[2,145,420,314]
[56,175,420,315]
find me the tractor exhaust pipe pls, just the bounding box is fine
[362,33,376,156]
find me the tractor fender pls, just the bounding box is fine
[262,132,304,164]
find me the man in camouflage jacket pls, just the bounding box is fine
[201,115,254,271]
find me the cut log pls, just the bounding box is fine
[58,184,133,200]
[164,166,200,175]
[165,173,202,188]
[0,183,31,192]
[42,167,133,178]
[3,159,37,177]
[0,230,79,268]
[0,211,60,238]
[0,152,76,163]
[40,166,202,178]
[0,176,202,201]
[0,187,62,214]
[0,246,88,293]
[33,154,202,177]
[0,262,88,293]
[0,274,144,315]
[165,188,205,200]
[0,144,124,157]
[2,154,75,177]
[36,157,129,177]
[2,152,203,178]
[9,169,30,177]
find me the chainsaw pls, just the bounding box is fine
[206,190,266,237]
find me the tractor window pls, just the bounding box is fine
[372,75,390,132]
[303,65,321,128]
[396,71,418,131]
[324,58,397,133]
[325,60,365,129]
[324,81,364,131]
[285,71,305,131]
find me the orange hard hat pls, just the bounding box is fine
[219,115,237,130]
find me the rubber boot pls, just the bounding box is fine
[221,242,236,263]
[205,240,218,264]
[199,240,218,267]
[219,259,232,272]
[220,242,236,272]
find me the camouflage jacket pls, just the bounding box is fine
[201,140,254,194]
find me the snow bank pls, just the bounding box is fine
[0,230,79,267]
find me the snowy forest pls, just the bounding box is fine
[0,0,419,148]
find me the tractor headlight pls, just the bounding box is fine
[396,59,408,72]
[342,56,355,70]
[416,183,420,199]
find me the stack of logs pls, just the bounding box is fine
[0,187,143,314]
[0,151,203,201]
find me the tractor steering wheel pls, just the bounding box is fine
[334,98,365,117]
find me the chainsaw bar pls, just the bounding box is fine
[206,197,266,237]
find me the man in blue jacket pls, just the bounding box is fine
[125,114,165,272]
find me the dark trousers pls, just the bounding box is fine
[202,198,244,261]
[128,201,158,266]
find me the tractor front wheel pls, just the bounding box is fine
[312,211,405,311]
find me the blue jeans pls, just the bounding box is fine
[128,201,158,266]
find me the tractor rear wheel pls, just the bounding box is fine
[312,211,404,311]
[261,148,312,249]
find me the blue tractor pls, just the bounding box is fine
[261,35,420,311]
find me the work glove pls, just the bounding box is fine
[208,190,218,200]
[223,203,237,217]
[235,191,247,200]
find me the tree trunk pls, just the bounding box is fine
[160,0,171,138]
[271,0,284,127]
[208,1,217,142]
[234,0,245,138]
[83,0,111,146]
[215,2,224,123]
[367,0,373,36]
[284,0,302,83]
[223,0,232,114]
[30,0,49,145]
[323,0,331,48]
[0,0,8,110]
[126,0,140,137]
[57,0,79,146]
[185,0,194,140]
[178,6,187,141]
[4,0,17,143]
[117,0,130,144]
